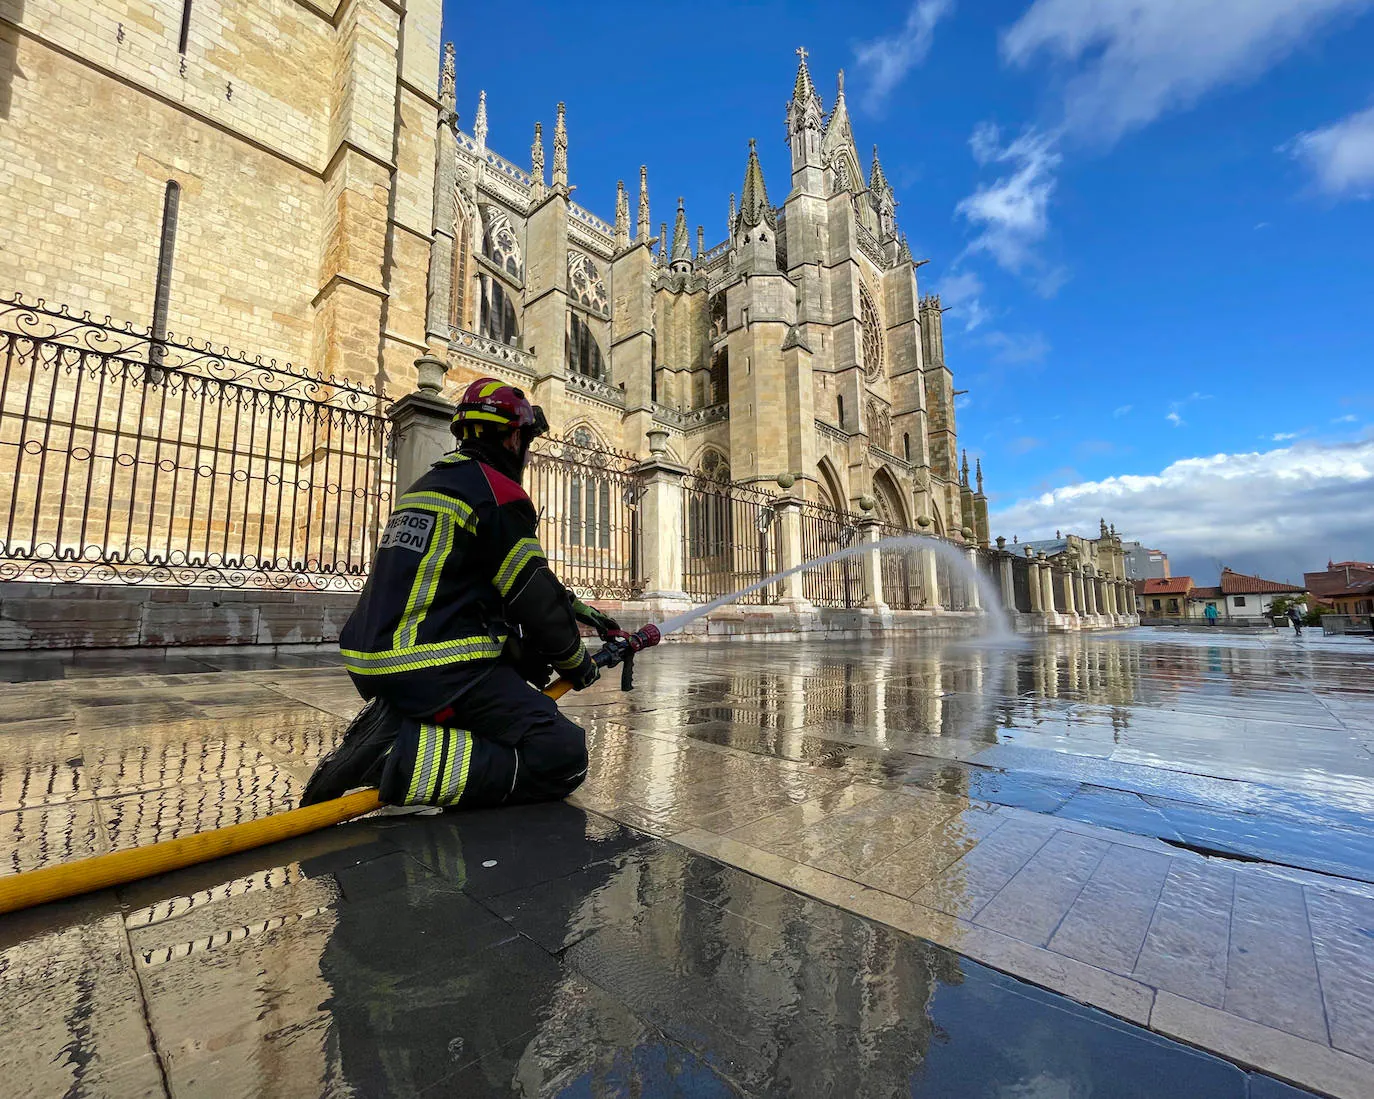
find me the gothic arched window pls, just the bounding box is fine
[481,207,523,279]
[567,250,608,313]
[688,450,733,561]
[566,313,605,379]
[860,284,884,380]
[708,292,727,342]
[710,348,729,406]
[479,277,519,346]
[867,398,892,453]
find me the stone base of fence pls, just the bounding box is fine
[0,582,358,651]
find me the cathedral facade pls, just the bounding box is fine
[431,50,990,544]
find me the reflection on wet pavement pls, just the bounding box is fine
[1,629,1372,1096]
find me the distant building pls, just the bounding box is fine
[1185,586,1224,620]
[1305,561,1374,617]
[1216,568,1306,620]
[1138,577,1192,618]
[1122,541,1170,580]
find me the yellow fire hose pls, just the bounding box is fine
[0,676,580,917]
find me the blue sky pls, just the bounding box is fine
[445,0,1374,581]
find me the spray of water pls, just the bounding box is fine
[655,535,1012,639]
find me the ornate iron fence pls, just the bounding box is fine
[0,294,392,590]
[878,521,926,610]
[1011,554,1034,613]
[1051,568,1067,613]
[525,431,643,600]
[798,500,862,608]
[682,474,779,604]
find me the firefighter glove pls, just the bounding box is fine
[570,595,621,640]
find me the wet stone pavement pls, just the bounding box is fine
[1,630,1372,1097]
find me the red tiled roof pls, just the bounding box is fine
[1142,577,1192,595]
[1325,578,1374,599]
[1188,586,1223,599]
[1219,568,1305,595]
[1306,564,1374,596]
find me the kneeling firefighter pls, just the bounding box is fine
[300,378,623,809]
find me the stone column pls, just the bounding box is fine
[1072,570,1086,619]
[1084,573,1098,617]
[1039,559,1056,620]
[633,449,689,599]
[999,554,1016,613]
[775,496,813,609]
[965,547,982,610]
[388,357,455,494]
[858,517,886,611]
[918,547,940,612]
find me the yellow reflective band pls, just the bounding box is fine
[553,641,589,671]
[494,537,544,596]
[453,410,510,426]
[393,512,456,650]
[437,729,473,806]
[478,380,505,397]
[396,492,475,531]
[407,724,442,804]
[341,635,507,676]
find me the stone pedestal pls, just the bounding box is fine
[999,555,1016,613]
[965,547,982,611]
[775,496,814,609]
[921,548,942,612]
[858,518,886,611]
[632,456,689,599]
[388,364,455,494]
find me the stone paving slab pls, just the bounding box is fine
[0,631,1372,1095]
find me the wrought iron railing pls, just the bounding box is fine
[525,432,642,600]
[0,294,392,590]
[798,499,861,608]
[682,475,779,604]
[878,522,926,610]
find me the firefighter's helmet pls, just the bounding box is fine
[451,379,548,440]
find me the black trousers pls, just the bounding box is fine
[375,664,588,809]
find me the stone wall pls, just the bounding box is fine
[0,0,443,386]
[0,583,358,650]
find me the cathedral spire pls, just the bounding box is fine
[697,225,705,259]
[961,450,971,487]
[870,145,891,199]
[530,122,545,200]
[821,70,857,178]
[552,102,568,190]
[976,459,985,495]
[898,233,913,264]
[658,222,668,262]
[787,45,824,138]
[637,165,650,242]
[671,197,691,268]
[473,90,488,151]
[614,179,629,249]
[737,139,773,231]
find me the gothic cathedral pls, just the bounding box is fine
[429,48,990,544]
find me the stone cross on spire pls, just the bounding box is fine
[530,121,545,199]
[552,102,567,189]
[796,45,807,61]
[637,165,650,242]
[614,180,629,249]
[788,45,824,137]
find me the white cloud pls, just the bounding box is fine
[956,124,1063,283]
[1113,405,1133,418]
[992,437,1374,581]
[1001,0,1374,142]
[1272,432,1300,441]
[1334,414,1359,423]
[1166,411,1183,427]
[937,270,991,331]
[854,0,954,111]
[1286,104,1374,198]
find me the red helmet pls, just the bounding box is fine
[451,378,548,439]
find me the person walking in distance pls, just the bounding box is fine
[1287,603,1304,638]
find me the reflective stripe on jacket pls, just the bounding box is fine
[339,451,588,715]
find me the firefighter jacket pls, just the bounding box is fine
[339,451,594,716]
